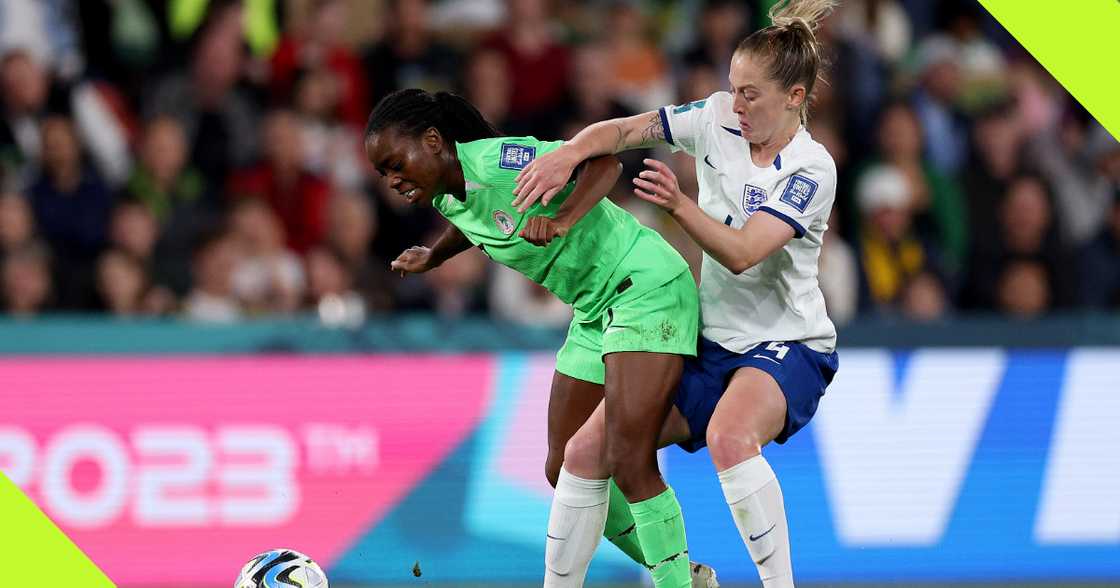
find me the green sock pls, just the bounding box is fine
[603,479,645,564]
[629,486,691,588]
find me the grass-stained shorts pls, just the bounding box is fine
[555,270,699,385]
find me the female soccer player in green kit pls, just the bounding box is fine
[364,89,701,588]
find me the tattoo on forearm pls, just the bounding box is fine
[610,122,626,153]
[637,112,665,147]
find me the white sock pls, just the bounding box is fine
[544,467,610,587]
[718,455,794,588]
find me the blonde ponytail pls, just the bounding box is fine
[768,0,837,32]
[737,0,838,124]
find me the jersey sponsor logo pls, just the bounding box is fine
[499,143,536,170]
[780,174,818,213]
[742,184,767,215]
[493,210,516,235]
[672,99,707,114]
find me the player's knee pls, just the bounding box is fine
[562,430,606,477]
[606,444,655,491]
[706,427,762,469]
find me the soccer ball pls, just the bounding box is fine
[234,549,329,588]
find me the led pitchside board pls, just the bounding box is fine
[1,350,1117,585]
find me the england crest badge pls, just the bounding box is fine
[742,184,767,216]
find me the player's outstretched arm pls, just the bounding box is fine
[521,155,622,247]
[634,158,794,274]
[389,222,472,276]
[512,111,665,212]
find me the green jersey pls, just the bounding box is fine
[434,137,689,320]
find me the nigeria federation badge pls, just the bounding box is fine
[742,184,767,216]
[493,210,516,235]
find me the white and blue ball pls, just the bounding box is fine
[235,549,328,588]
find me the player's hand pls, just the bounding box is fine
[512,145,580,213]
[390,246,436,276]
[633,158,687,214]
[520,216,569,246]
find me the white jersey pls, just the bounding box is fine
[659,91,837,354]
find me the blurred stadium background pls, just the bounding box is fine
[0,0,1116,586]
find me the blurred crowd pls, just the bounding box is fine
[0,0,1117,326]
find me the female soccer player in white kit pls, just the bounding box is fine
[513,1,839,586]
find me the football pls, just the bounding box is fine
[234,549,329,588]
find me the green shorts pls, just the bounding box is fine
[555,270,699,385]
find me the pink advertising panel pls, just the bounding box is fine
[0,356,494,585]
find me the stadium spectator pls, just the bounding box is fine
[95,248,173,316]
[834,0,911,65]
[479,0,571,136]
[122,115,215,293]
[996,259,1050,319]
[963,174,1076,312]
[420,240,488,318]
[909,36,968,176]
[855,164,943,313]
[857,101,967,273]
[1,241,52,316]
[680,0,749,74]
[0,0,84,75]
[675,62,723,105]
[0,191,34,252]
[326,190,394,313]
[108,200,158,263]
[1078,193,1120,310]
[900,270,949,322]
[145,17,257,190]
[271,0,368,130]
[963,100,1027,256]
[602,3,671,113]
[941,0,1006,106]
[124,116,213,224]
[306,245,365,326]
[0,48,131,186]
[462,49,513,132]
[1028,110,1116,248]
[228,198,305,316]
[292,66,365,192]
[183,227,242,322]
[29,115,113,309]
[76,0,166,87]
[228,108,331,254]
[364,0,461,107]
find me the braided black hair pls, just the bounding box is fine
[364,89,500,145]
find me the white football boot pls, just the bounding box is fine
[690,561,719,588]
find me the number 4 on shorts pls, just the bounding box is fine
[765,341,790,361]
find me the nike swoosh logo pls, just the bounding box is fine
[546,534,564,540]
[752,354,782,365]
[750,524,777,542]
[703,154,717,169]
